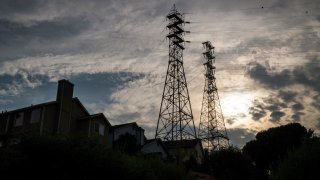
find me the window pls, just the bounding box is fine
[94,122,105,136]
[30,108,41,124]
[99,124,105,136]
[14,112,24,127]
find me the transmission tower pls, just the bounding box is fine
[198,41,229,151]
[155,5,197,141]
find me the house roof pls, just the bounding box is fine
[112,122,137,128]
[143,138,170,156]
[163,139,202,149]
[72,97,90,116]
[1,101,58,114]
[1,97,90,116]
[111,122,144,131]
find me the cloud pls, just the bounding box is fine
[249,93,304,123]
[290,103,305,122]
[249,99,267,121]
[292,103,304,111]
[270,111,285,122]
[246,62,292,89]
[0,72,42,96]
[278,90,298,102]
[291,112,305,122]
[246,57,320,124]
[292,59,320,92]
[104,73,162,129]
[227,128,256,148]
[0,17,91,60]
[247,57,320,92]
[226,113,246,125]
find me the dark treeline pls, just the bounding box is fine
[0,135,193,180]
[198,123,319,180]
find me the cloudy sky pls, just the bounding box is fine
[0,0,319,147]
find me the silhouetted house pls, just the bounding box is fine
[109,122,145,147]
[142,138,170,159]
[0,79,111,146]
[163,139,204,164]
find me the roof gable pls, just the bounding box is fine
[72,97,90,116]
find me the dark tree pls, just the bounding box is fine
[201,146,254,180]
[274,137,320,180]
[243,123,313,176]
[113,133,141,155]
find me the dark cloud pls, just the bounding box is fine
[265,104,280,111]
[264,96,287,109]
[270,111,285,122]
[292,59,320,92]
[249,99,266,121]
[278,90,298,102]
[290,102,305,122]
[227,117,236,125]
[247,62,292,89]
[247,57,320,93]
[0,0,42,16]
[291,112,305,122]
[227,128,256,148]
[249,95,289,121]
[292,103,304,111]
[249,93,306,122]
[0,17,91,59]
[226,113,246,125]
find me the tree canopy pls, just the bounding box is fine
[274,137,320,180]
[243,123,313,175]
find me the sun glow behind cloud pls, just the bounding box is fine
[221,92,253,119]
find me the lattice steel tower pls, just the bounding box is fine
[155,5,197,141]
[198,41,229,151]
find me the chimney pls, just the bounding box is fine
[56,79,74,102]
[56,79,74,135]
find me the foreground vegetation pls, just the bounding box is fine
[199,123,319,180]
[0,135,193,180]
[1,123,318,180]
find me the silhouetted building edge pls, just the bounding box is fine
[0,79,111,147]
